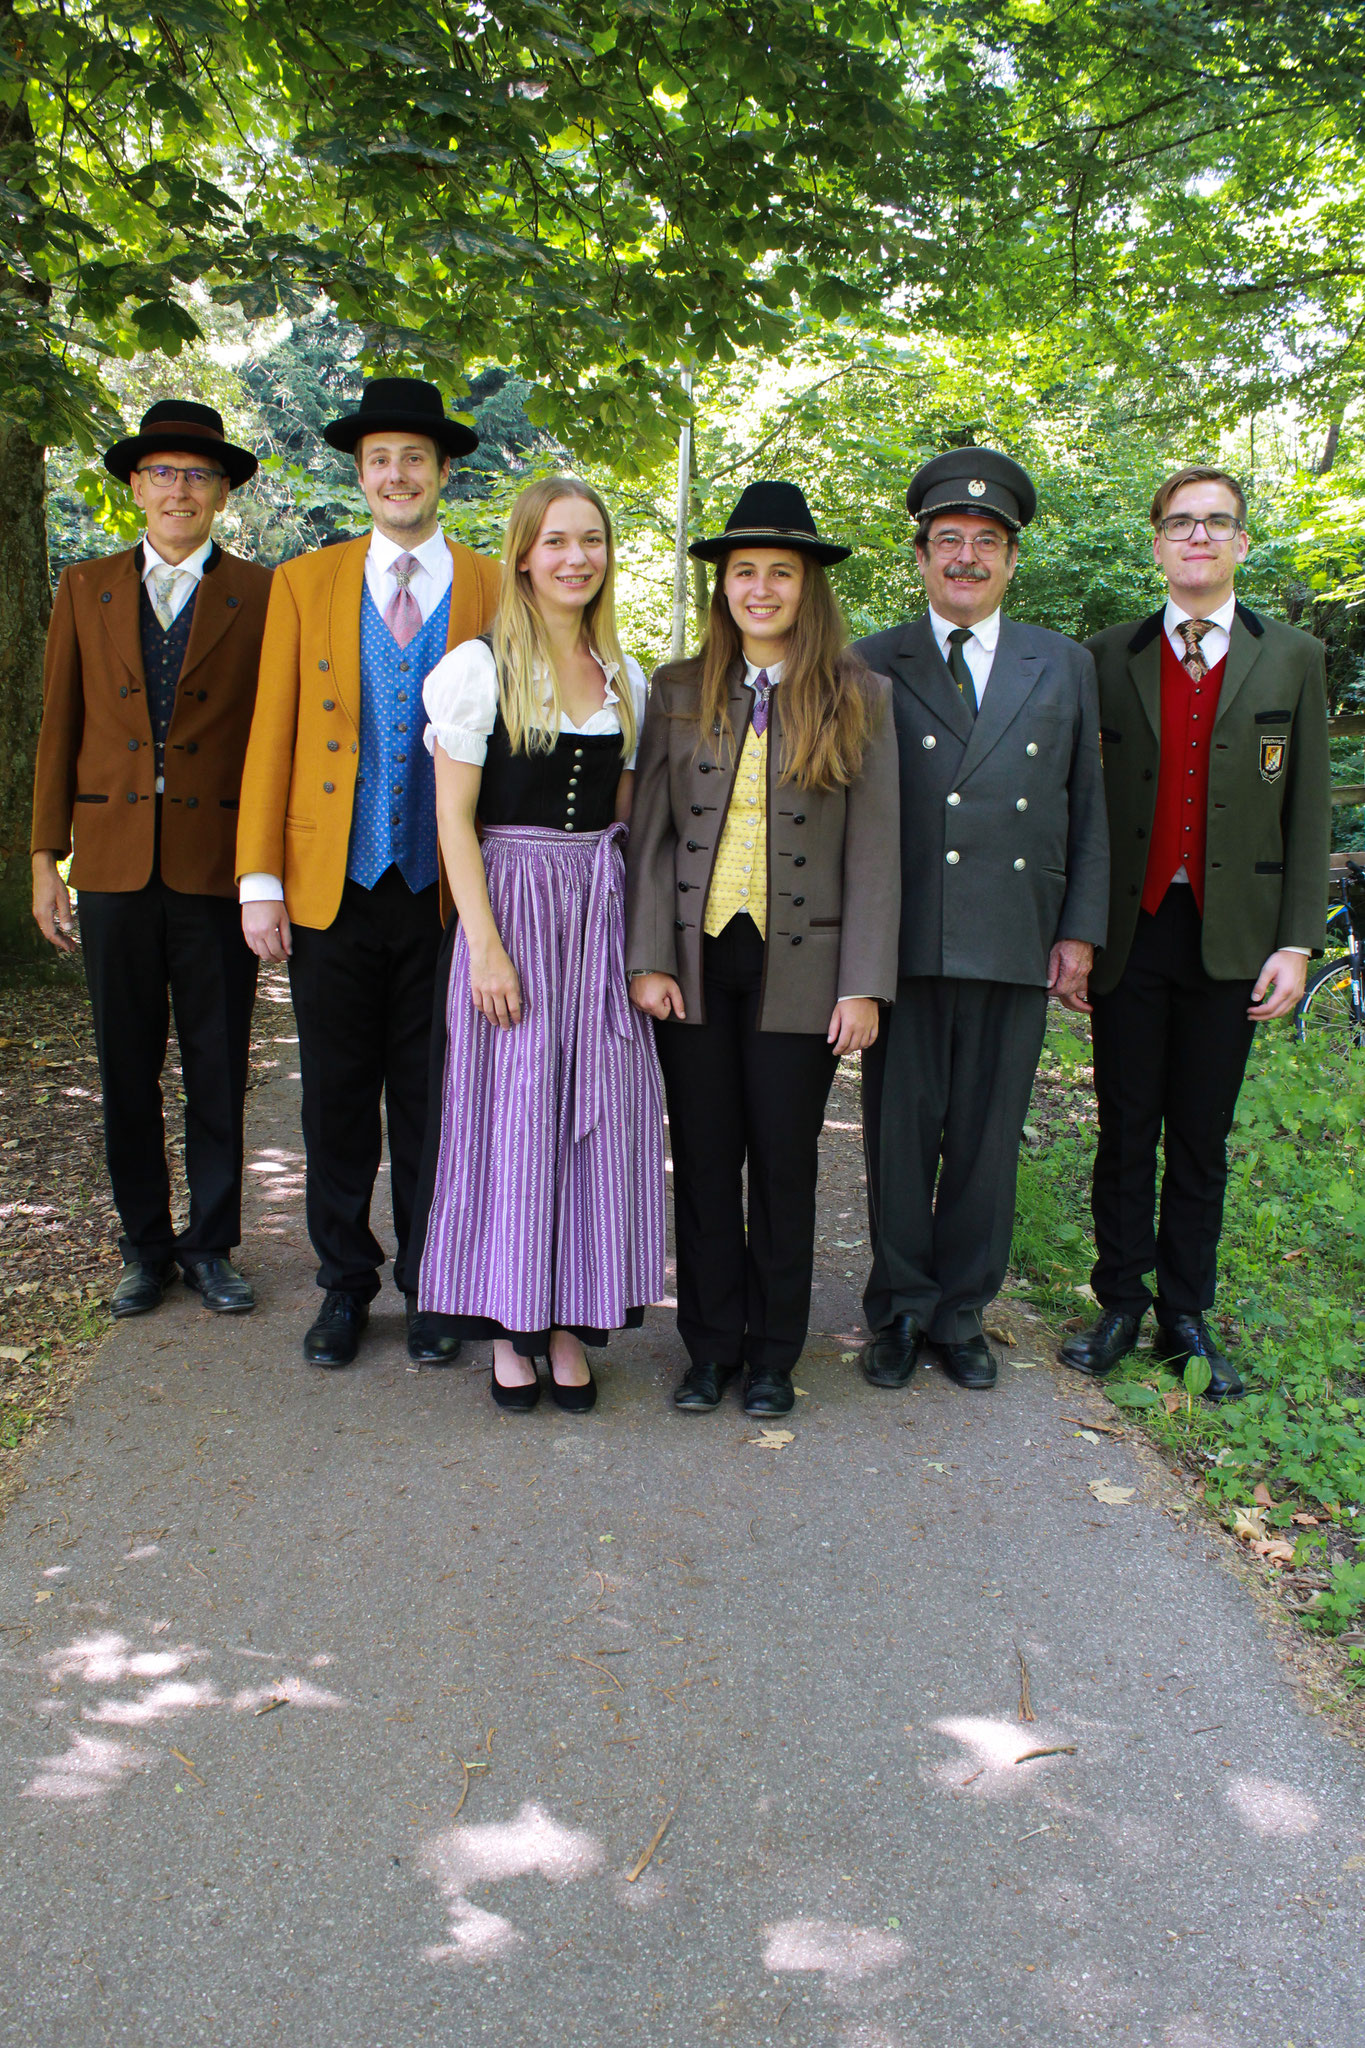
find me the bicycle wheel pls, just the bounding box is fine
[1294,955,1363,1054]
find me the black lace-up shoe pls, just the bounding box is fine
[111,1261,175,1319]
[304,1290,369,1368]
[1152,1314,1244,1402]
[1059,1310,1142,1377]
[182,1257,255,1314]
[862,1313,921,1388]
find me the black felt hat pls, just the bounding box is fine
[323,377,479,460]
[689,480,851,566]
[104,401,258,489]
[907,448,1037,532]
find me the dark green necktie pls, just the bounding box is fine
[946,626,976,721]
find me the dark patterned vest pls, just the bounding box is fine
[138,553,200,784]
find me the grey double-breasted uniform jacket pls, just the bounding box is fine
[623,657,901,1033]
[853,615,1110,984]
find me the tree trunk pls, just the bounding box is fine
[1316,410,1343,475]
[0,420,50,959]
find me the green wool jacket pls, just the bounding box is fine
[1085,602,1331,996]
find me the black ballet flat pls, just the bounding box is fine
[490,1356,541,1411]
[550,1362,598,1414]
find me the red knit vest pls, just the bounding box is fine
[1141,631,1227,916]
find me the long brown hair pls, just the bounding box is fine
[492,475,634,758]
[692,552,873,791]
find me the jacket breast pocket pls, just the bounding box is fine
[809,917,842,929]
[74,794,109,805]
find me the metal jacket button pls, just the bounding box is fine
[328,740,339,752]
[946,850,960,865]
[691,805,703,816]
[186,742,198,755]
[119,685,128,698]
[1026,742,1038,756]
[186,797,198,810]
[319,659,329,672]
[793,895,804,906]
[126,791,137,804]
[323,698,335,711]
[793,855,806,867]
[791,935,802,946]
[227,595,239,608]
[793,813,805,825]
[1014,858,1026,871]
[686,841,699,852]
[947,792,960,807]
[323,781,335,794]
[922,735,936,749]
[101,591,112,603]
[675,918,686,930]
[127,738,139,751]
[678,881,690,892]
[1016,797,1028,811]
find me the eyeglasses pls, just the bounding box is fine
[135,464,226,490]
[926,531,1008,558]
[1157,513,1243,541]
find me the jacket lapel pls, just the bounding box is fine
[958,616,1041,780]
[1126,611,1163,742]
[889,616,974,745]
[179,544,237,681]
[1213,612,1264,728]
[328,536,369,730]
[97,546,145,688]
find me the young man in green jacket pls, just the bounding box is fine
[1060,466,1331,1399]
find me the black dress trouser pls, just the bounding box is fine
[1089,885,1256,1320]
[861,975,1050,1344]
[288,866,442,1301]
[654,914,838,1374]
[79,875,258,1266]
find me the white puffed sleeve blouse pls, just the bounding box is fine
[423,639,650,771]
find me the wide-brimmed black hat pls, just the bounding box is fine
[907,448,1037,532]
[689,481,851,566]
[104,401,258,489]
[323,376,479,461]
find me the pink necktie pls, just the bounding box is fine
[384,554,422,649]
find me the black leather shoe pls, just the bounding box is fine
[551,1364,597,1414]
[934,1336,997,1390]
[742,1367,795,1417]
[862,1312,922,1388]
[304,1290,369,1368]
[673,1362,736,1412]
[405,1294,462,1365]
[1058,1309,1142,1378]
[111,1261,175,1319]
[1152,1314,1244,1402]
[491,1357,541,1411]
[182,1256,255,1315]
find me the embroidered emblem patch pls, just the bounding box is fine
[1259,735,1286,782]
[968,478,987,497]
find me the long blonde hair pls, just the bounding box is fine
[694,553,873,791]
[492,476,636,758]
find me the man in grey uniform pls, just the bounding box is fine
[855,449,1109,1391]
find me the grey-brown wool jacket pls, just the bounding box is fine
[623,658,901,1034]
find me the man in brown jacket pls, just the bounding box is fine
[31,401,271,1318]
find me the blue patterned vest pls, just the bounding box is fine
[138,557,200,785]
[347,581,450,892]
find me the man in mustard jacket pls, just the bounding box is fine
[236,378,499,1366]
[31,401,271,1318]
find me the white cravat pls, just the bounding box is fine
[928,605,1001,706]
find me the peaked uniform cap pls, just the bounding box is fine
[104,400,258,488]
[323,376,479,460]
[907,448,1037,532]
[689,480,852,566]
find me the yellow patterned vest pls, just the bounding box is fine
[704,716,769,938]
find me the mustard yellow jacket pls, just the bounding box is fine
[235,534,499,929]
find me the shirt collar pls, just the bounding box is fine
[368,526,450,577]
[141,535,213,583]
[928,605,1001,652]
[1165,592,1237,636]
[743,657,783,688]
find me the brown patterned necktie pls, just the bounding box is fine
[1177,618,1214,681]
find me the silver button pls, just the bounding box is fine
[1016,797,1028,812]
[1014,857,1026,871]
[1026,742,1038,757]
[922,735,937,750]
[945,850,960,866]
[946,792,961,808]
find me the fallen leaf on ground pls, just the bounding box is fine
[33,1590,52,1603]
[0,1344,33,1363]
[1232,1508,1267,1543]
[749,1428,794,1449]
[1062,1414,1124,1436]
[1252,1538,1296,1564]
[985,1326,1017,1346]
[1291,1513,1321,1527]
[1088,1480,1134,1506]
[1011,1359,1040,1368]
[1073,1429,1100,1445]
[1073,1284,1098,1302]
[840,1352,858,1363]
[1253,1482,1277,1509]
[1162,1389,1184,1414]
[792,1386,809,1397]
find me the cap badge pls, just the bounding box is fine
[968,478,987,498]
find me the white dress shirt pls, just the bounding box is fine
[743,656,783,691]
[928,605,1001,705]
[142,534,212,623]
[240,527,455,906]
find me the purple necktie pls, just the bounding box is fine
[383,553,422,649]
[750,667,771,738]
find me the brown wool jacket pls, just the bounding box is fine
[624,659,902,1034]
[30,543,273,896]
[235,534,500,931]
